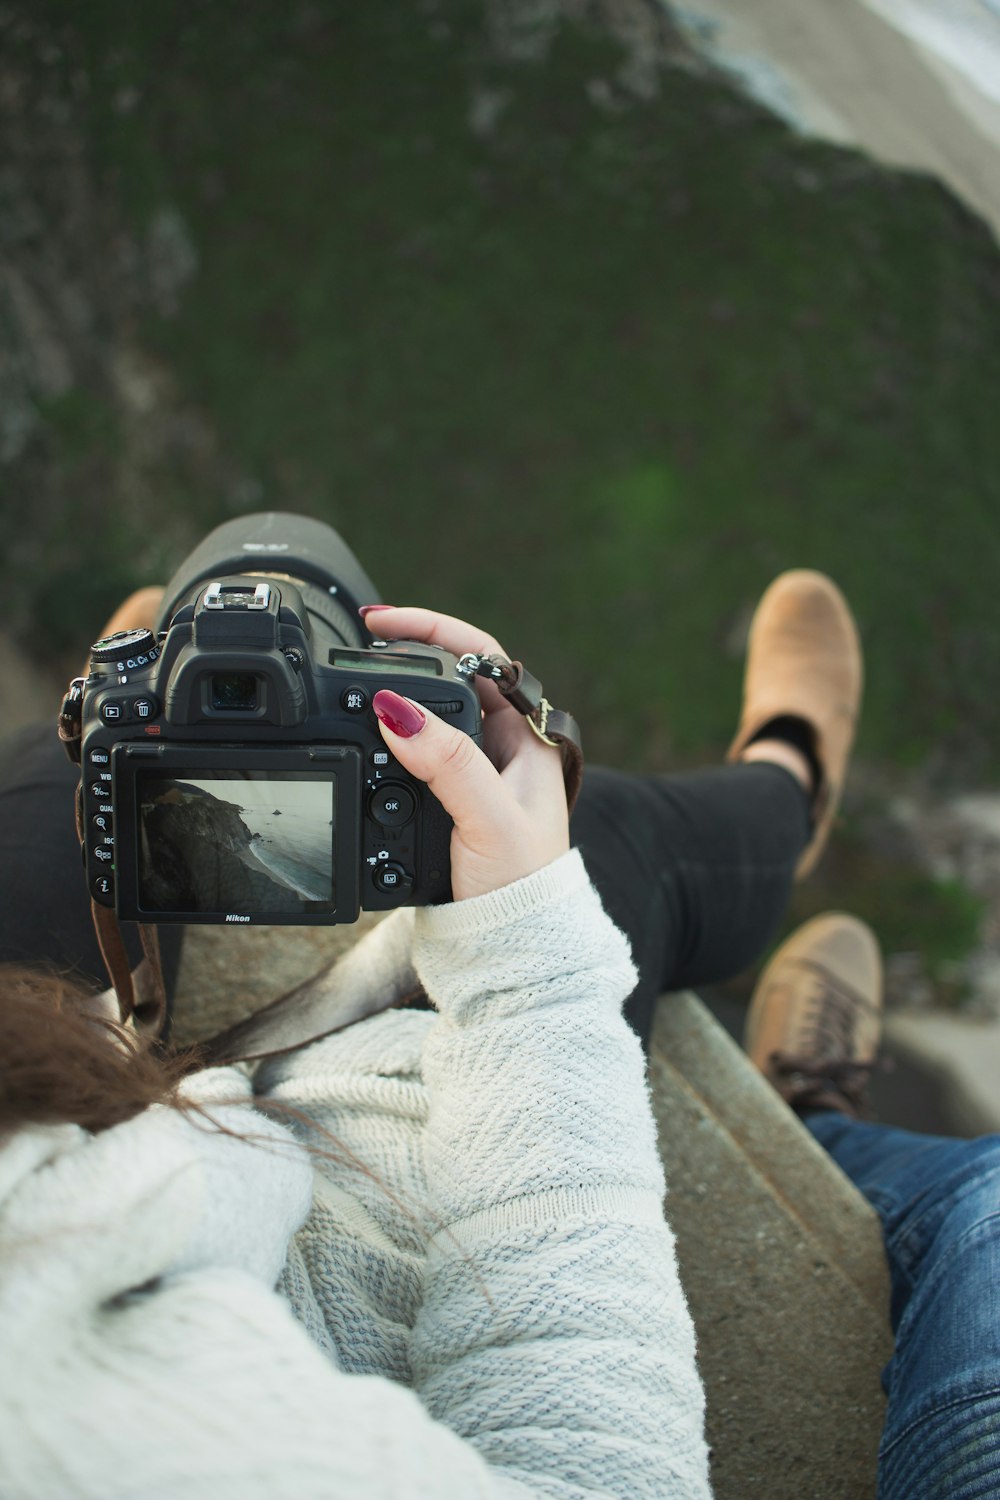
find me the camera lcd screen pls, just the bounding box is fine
[330,649,443,676]
[136,771,335,915]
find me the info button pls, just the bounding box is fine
[368,782,416,829]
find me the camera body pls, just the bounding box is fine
[76,515,481,925]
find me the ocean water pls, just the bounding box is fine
[668,0,1000,136]
[239,805,333,903]
[862,0,1000,106]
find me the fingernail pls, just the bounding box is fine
[359,604,394,618]
[373,690,426,738]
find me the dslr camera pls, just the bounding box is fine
[72,514,481,925]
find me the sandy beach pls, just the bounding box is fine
[668,0,1000,242]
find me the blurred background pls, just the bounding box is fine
[4,0,1000,1120]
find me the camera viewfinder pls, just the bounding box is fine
[211,673,258,712]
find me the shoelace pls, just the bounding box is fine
[765,957,884,1116]
[768,1053,879,1116]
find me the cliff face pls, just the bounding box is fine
[141,789,282,913]
[0,9,227,644]
[4,2,1000,780]
[4,0,1000,1001]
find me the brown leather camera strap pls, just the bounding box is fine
[455,653,585,813]
[90,902,168,1039]
[67,779,167,1036]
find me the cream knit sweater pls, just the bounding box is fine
[0,851,710,1499]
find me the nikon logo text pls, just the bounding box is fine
[225,914,251,923]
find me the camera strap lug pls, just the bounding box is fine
[58,677,86,765]
[455,652,584,813]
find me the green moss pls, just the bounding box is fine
[877,873,983,982]
[13,0,1000,800]
[39,556,143,660]
[37,389,122,461]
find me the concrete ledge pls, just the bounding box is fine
[652,992,893,1500]
[654,991,891,1316]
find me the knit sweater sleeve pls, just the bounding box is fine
[408,848,711,1499]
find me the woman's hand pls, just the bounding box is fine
[361,606,570,903]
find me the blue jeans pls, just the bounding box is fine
[808,1113,1000,1499]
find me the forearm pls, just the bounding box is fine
[410,850,711,1499]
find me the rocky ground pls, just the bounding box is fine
[865,775,1000,1017]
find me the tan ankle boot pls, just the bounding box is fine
[744,913,883,1118]
[727,570,863,879]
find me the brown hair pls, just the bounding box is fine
[0,965,200,1135]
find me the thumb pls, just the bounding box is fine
[372,689,504,849]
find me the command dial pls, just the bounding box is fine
[89,628,159,670]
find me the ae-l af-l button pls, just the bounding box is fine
[368,782,416,829]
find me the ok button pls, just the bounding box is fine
[368,781,416,829]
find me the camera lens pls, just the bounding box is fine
[211,673,258,712]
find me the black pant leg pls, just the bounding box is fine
[570,762,812,1047]
[1,721,808,1044]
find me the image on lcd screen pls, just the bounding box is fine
[137,773,335,914]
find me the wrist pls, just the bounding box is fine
[413,851,637,1025]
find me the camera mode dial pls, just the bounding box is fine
[90,628,159,667]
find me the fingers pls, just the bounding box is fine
[372,688,504,844]
[371,688,568,901]
[361,605,513,715]
[363,606,571,898]
[362,605,504,660]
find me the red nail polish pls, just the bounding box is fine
[373,690,425,738]
[359,604,394,618]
